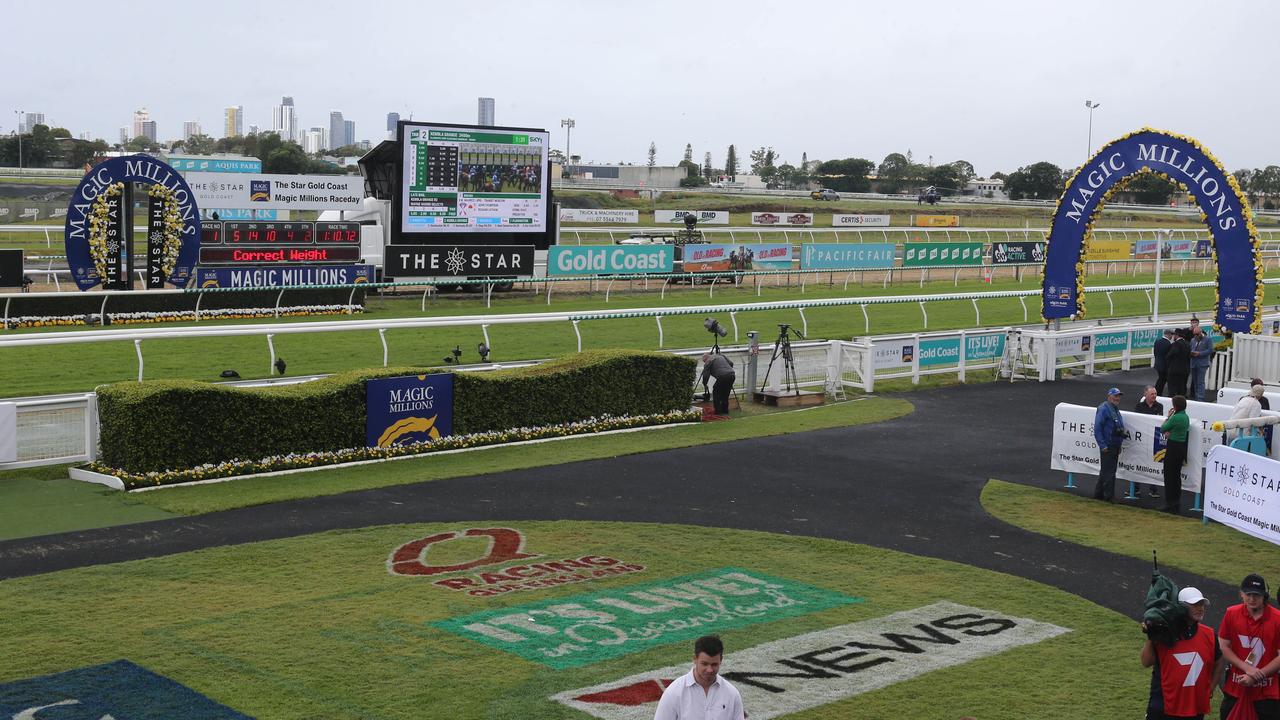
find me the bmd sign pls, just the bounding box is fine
[548,246,674,276]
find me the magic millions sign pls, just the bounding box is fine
[1041,128,1262,332]
[64,155,201,290]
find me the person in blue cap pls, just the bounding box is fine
[1094,387,1126,502]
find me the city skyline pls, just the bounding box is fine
[7,0,1280,176]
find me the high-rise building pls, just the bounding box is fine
[329,110,345,149]
[20,112,46,133]
[224,106,243,137]
[139,121,157,142]
[119,127,129,144]
[386,112,400,132]
[183,121,202,141]
[131,108,151,140]
[79,132,92,141]
[304,127,327,155]
[343,120,355,149]
[272,96,297,142]
[477,97,495,127]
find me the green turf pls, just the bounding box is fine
[0,265,1248,397]
[980,479,1280,587]
[0,521,1161,719]
[0,464,174,541]
[124,396,912,516]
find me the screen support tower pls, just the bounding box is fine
[760,324,804,395]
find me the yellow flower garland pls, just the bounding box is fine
[146,184,185,279]
[86,182,125,283]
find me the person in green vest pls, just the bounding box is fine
[1160,395,1191,514]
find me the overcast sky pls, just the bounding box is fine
[10,0,1278,176]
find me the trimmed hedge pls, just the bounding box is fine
[97,349,696,473]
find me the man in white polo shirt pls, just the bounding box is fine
[654,635,746,720]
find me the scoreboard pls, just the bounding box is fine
[198,221,362,265]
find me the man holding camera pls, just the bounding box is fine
[1141,586,1221,720]
[700,353,735,417]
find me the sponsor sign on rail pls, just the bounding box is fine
[832,214,890,227]
[365,373,454,448]
[902,242,983,267]
[553,601,1068,719]
[548,246,674,275]
[1050,403,1214,491]
[1205,445,1280,547]
[800,243,895,270]
[558,209,639,224]
[750,212,813,226]
[654,210,729,225]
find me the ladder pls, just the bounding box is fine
[998,329,1037,382]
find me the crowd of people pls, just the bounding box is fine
[1152,317,1216,401]
[1142,574,1280,720]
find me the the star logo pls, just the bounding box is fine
[1238,464,1250,485]
[445,247,466,275]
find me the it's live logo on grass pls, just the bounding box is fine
[386,527,645,597]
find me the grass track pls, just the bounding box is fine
[981,479,1280,587]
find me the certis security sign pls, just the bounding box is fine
[555,601,1069,720]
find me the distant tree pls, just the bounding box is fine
[990,171,1008,181]
[876,153,915,193]
[725,145,738,179]
[1233,169,1255,202]
[683,143,693,163]
[65,139,108,168]
[178,134,217,155]
[925,164,965,195]
[1003,161,1065,200]
[647,142,657,168]
[815,158,875,193]
[328,144,366,157]
[801,152,809,173]
[49,127,72,139]
[677,159,700,178]
[950,160,976,182]
[749,146,777,176]
[775,163,797,189]
[125,135,159,152]
[703,151,713,180]
[1115,171,1179,205]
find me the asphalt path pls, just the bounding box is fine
[0,369,1240,624]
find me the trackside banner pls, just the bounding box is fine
[1050,403,1214,491]
[558,209,639,224]
[553,601,1068,720]
[1205,445,1280,547]
[832,214,890,227]
[654,210,729,225]
[799,243,895,270]
[365,374,454,448]
[548,246,673,275]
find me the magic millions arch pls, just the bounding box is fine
[1041,128,1262,333]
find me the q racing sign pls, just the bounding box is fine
[365,373,454,448]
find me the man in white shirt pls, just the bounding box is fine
[654,635,746,720]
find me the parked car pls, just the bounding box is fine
[811,189,840,201]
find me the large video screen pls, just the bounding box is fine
[398,122,549,235]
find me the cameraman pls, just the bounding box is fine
[700,353,735,417]
[1141,587,1221,720]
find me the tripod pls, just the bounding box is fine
[760,324,803,395]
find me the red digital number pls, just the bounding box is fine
[231,228,241,243]
[266,229,277,242]
[248,230,260,243]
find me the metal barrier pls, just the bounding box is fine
[5,394,97,469]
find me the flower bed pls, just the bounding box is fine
[88,409,701,490]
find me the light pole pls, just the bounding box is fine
[1084,100,1101,159]
[560,118,574,178]
[14,109,23,170]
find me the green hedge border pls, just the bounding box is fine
[97,349,697,473]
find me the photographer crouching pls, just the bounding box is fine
[700,353,736,417]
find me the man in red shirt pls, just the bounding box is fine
[1143,586,1222,719]
[1219,574,1280,719]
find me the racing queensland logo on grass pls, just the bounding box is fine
[365,373,454,448]
[555,601,1069,719]
[433,568,862,669]
[0,660,250,719]
[387,527,646,597]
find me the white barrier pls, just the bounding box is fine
[1205,445,1280,546]
[1050,403,1213,493]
